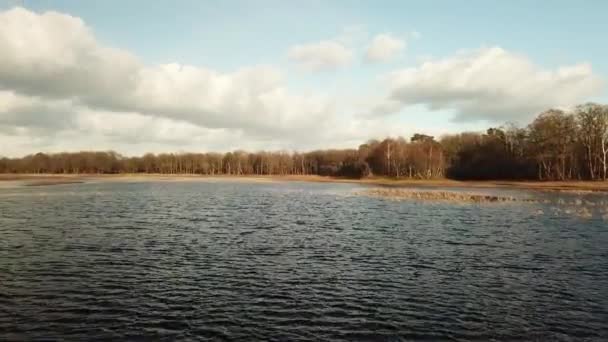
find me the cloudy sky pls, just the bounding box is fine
[1,0,607,157]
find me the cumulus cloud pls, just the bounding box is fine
[0,8,139,102]
[365,34,405,63]
[0,7,333,142]
[378,47,603,122]
[0,91,77,132]
[0,7,604,157]
[287,40,353,71]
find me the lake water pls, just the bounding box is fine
[1,180,607,341]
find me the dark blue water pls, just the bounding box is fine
[1,180,607,341]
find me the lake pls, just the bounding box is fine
[1,180,607,341]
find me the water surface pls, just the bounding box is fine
[1,180,607,341]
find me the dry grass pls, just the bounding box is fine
[0,174,86,187]
[360,188,529,204]
[0,174,82,181]
[361,187,608,221]
[24,180,85,187]
[575,207,593,219]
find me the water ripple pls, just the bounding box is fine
[1,181,607,341]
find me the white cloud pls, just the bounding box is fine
[0,91,77,132]
[0,7,333,141]
[0,8,139,103]
[379,47,603,122]
[287,40,353,71]
[0,7,604,157]
[365,34,405,63]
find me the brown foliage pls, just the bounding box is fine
[2,104,608,180]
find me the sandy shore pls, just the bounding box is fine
[1,173,608,192]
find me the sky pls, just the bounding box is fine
[0,0,607,157]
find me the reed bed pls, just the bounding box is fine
[361,188,608,221]
[361,188,529,204]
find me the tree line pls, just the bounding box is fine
[2,103,607,181]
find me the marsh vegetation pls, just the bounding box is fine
[361,187,608,221]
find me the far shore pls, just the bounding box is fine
[2,173,608,192]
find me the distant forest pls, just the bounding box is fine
[2,103,608,181]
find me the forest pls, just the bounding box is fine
[2,103,608,181]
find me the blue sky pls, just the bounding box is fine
[22,0,607,71]
[0,1,606,155]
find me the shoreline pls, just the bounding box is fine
[1,173,608,192]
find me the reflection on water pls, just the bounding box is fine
[1,181,607,340]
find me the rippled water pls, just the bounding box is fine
[1,180,607,341]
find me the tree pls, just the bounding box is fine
[576,103,608,180]
[2,102,608,182]
[528,109,577,180]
